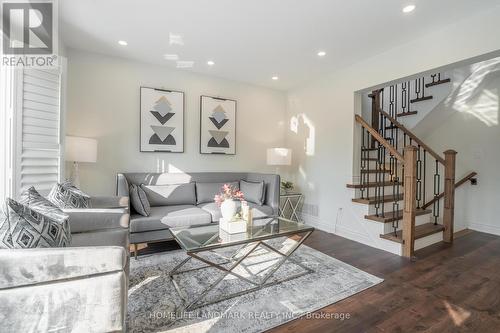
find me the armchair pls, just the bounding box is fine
[0,195,131,332]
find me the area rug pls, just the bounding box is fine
[127,238,383,333]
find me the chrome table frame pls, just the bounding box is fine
[168,227,314,311]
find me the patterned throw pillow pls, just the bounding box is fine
[48,180,91,209]
[0,198,71,249]
[129,184,150,217]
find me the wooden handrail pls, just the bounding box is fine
[377,109,446,165]
[355,114,404,162]
[422,171,477,209]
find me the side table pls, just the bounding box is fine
[279,192,303,222]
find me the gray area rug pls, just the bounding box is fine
[127,238,383,333]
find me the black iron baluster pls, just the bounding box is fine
[389,85,395,118]
[374,141,381,217]
[401,82,407,114]
[360,127,366,199]
[421,76,426,98]
[392,176,400,235]
[423,150,427,206]
[416,145,422,209]
[415,78,421,99]
[433,160,441,225]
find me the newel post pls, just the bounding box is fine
[402,145,418,258]
[443,150,457,243]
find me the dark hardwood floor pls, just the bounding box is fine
[270,229,500,333]
[133,229,500,333]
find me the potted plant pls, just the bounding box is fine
[281,181,294,193]
[214,184,245,220]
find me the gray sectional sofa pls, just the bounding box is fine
[117,172,280,256]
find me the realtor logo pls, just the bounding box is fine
[1,0,58,67]
[2,2,53,54]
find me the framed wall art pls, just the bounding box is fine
[200,95,236,155]
[140,87,184,152]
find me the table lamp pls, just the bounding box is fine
[65,136,97,187]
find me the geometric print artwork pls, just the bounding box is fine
[47,181,91,209]
[0,198,71,249]
[200,95,236,154]
[140,87,184,152]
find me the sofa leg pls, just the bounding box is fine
[133,244,138,260]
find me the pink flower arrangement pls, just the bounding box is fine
[214,183,245,206]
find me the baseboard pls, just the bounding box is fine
[468,222,500,236]
[333,224,374,248]
[302,214,333,233]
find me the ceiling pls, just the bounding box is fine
[60,0,499,91]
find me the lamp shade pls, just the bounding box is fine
[267,148,292,166]
[65,136,97,163]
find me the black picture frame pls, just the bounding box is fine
[199,95,237,155]
[140,86,185,153]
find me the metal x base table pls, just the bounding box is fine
[168,221,314,311]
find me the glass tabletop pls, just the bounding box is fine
[170,216,314,252]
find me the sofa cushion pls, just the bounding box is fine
[240,180,265,205]
[196,182,239,204]
[129,184,150,216]
[130,205,211,233]
[198,202,273,222]
[140,183,196,206]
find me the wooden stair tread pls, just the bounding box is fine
[410,96,433,103]
[361,157,378,161]
[425,78,451,88]
[361,148,378,151]
[360,169,391,174]
[346,181,403,189]
[396,111,418,117]
[380,223,445,243]
[352,194,403,204]
[365,208,431,223]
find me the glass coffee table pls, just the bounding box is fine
[169,216,314,310]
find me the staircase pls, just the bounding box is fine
[349,73,477,258]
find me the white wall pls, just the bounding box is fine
[65,49,287,195]
[285,6,500,241]
[422,69,500,235]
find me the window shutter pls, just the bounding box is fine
[15,68,62,196]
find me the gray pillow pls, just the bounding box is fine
[196,182,239,204]
[129,184,150,216]
[48,181,91,209]
[140,183,196,206]
[0,198,71,249]
[240,180,265,205]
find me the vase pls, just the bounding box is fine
[221,199,238,220]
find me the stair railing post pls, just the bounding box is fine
[443,150,457,243]
[402,145,418,258]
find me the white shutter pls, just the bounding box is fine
[14,68,63,196]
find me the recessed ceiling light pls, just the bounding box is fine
[272,76,279,80]
[118,40,128,46]
[402,4,416,13]
[164,54,179,61]
[207,60,215,66]
[176,61,194,68]
[317,51,326,57]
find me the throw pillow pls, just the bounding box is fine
[19,186,70,223]
[1,198,71,248]
[240,180,265,205]
[195,182,239,204]
[130,184,151,216]
[48,180,91,209]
